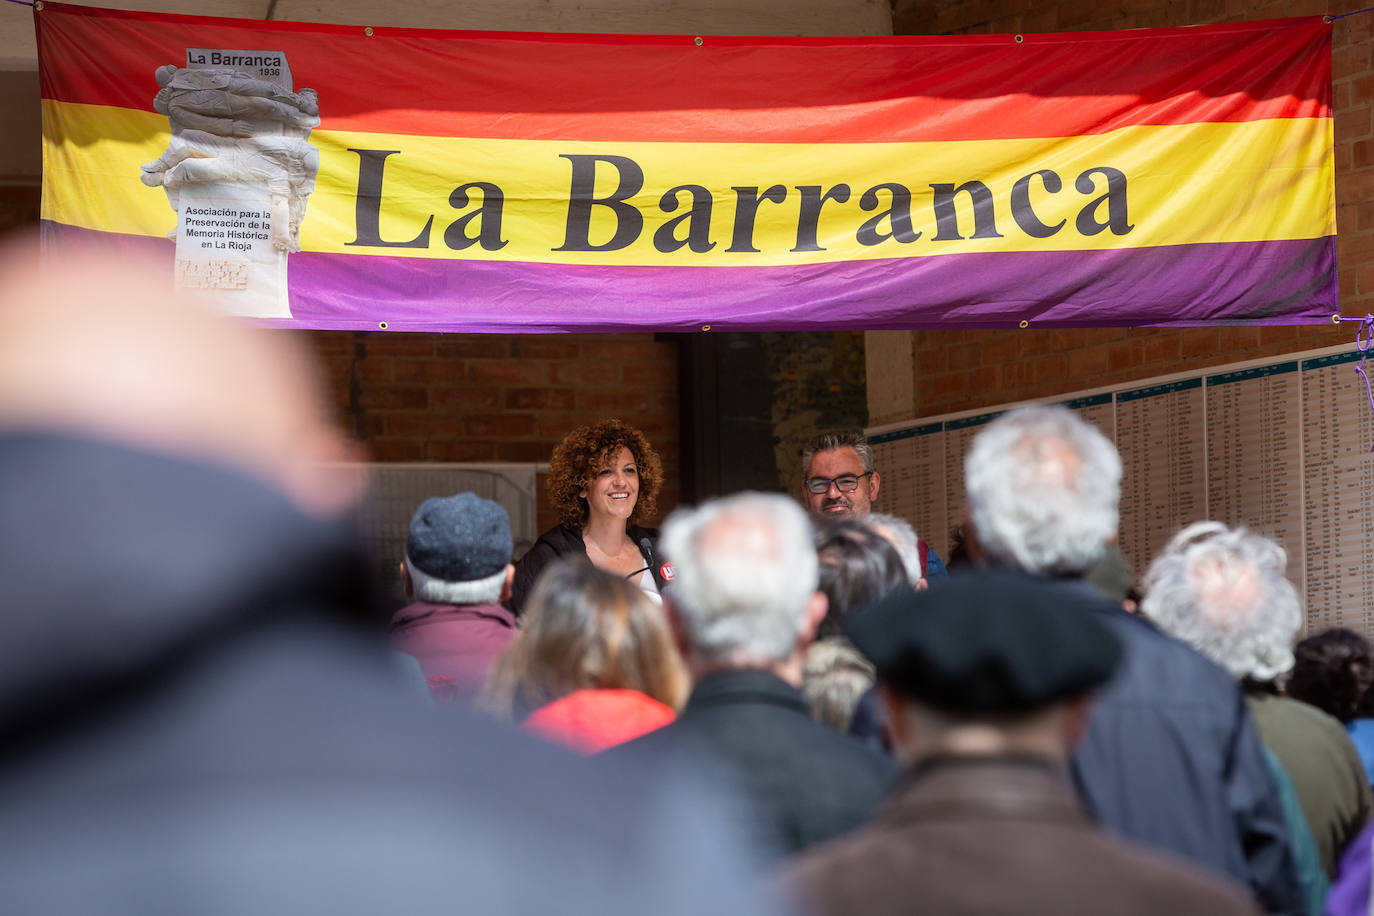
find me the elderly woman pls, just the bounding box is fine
[509,418,665,616]
[1142,522,1370,885]
[482,558,687,753]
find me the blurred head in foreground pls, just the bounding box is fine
[0,237,362,518]
[0,236,782,916]
[0,236,370,741]
[482,558,687,752]
[846,570,1121,765]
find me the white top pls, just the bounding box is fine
[636,568,662,605]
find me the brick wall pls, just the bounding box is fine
[893,0,1372,416]
[298,330,679,533]
[0,186,39,237]
[913,325,1353,410]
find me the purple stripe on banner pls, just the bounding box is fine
[41,223,1337,332]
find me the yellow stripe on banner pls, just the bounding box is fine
[42,102,179,238]
[43,100,1334,266]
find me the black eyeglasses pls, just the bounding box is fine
[804,472,872,494]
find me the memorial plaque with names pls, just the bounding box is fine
[1116,378,1206,580]
[871,422,947,557]
[864,344,1374,642]
[943,411,1003,555]
[1303,351,1374,635]
[1061,393,1116,445]
[1205,363,1303,597]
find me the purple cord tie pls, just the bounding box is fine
[1356,315,1374,451]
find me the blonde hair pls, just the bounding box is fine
[481,558,687,718]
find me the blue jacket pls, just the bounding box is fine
[1073,594,1302,915]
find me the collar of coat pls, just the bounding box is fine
[683,668,809,716]
[882,754,1089,826]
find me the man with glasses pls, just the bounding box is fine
[801,431,946,580]
[801,431,880,520]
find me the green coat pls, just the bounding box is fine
[1248,691,1373,879]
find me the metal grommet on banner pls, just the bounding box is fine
[1323,15,1333,23]
[34,1,43,10]
[1333,314,1343,325]
[1014,34,1024,43]
[1019,319,1030,329]
[364,26,374,36]
[378,321,388,330]
[701,324,711,331]
[694,37,704,46]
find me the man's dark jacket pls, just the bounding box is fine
[615,669,896,861]
[1072,591,1302,914]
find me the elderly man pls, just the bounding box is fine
[782,571,1261,916]
[392,492,518,702]
[801,430,945,579]
[619,492,896,860]
[963,405,1301,914]
[1143,523,1372,880]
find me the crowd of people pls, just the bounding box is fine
[380,406,1374,914]
[6,235,1374,915]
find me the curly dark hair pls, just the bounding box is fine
[1287,628,1374,723]
[547,418,663,529]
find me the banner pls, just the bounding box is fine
[37,4,1336,331]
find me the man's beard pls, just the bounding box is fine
[821,497,852,515]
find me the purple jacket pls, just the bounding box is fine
[1325,822,1373,916]
[390,601,516,702]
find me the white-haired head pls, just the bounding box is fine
[1141,522,1301,682]
[861,513,923,583]
[660,492,819,666]
[965,406,1121,576]
[406,562,507,606]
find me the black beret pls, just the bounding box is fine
[406,492,513,583]
[844,569,1122,714]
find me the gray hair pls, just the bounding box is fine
[802,430,875,477]
[407,560,507,606]
[660,492,818,666]
[1141,521,1301,682]
[965,406,1121,576]
[862,512,923,582]
[802,637,876,733]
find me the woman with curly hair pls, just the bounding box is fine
[508,418,665,616]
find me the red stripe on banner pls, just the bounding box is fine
[37,4,1331,143]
